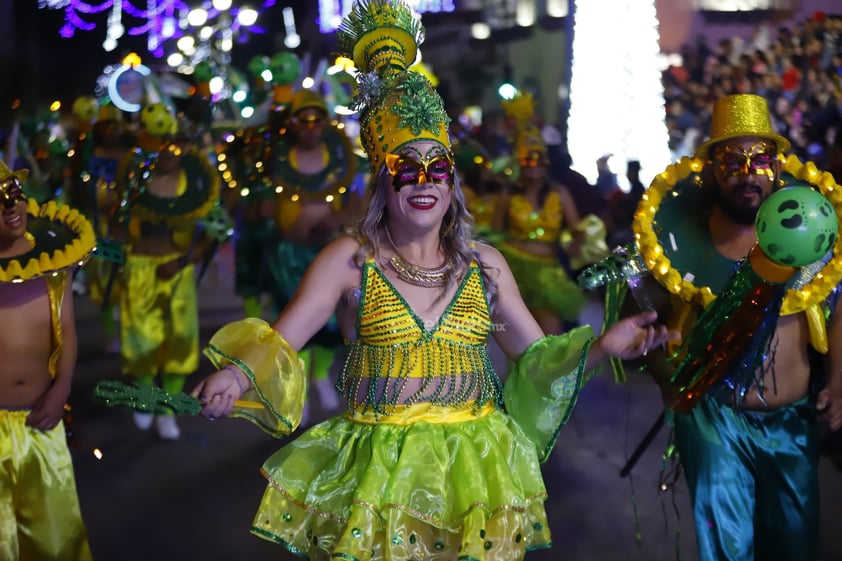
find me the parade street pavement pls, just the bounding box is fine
[68,245,842,561]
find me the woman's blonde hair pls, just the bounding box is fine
[351,168,500,308]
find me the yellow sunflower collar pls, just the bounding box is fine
[632,154,842,316]
[0,198,96,283]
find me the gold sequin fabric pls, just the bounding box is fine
[339,260,502,414]
[507,191,563,242]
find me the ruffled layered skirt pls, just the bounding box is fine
[251,408,552,561]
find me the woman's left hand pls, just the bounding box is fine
[597,310,680,361]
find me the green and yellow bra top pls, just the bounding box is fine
[507,190,563,242]
[338,259,502,420]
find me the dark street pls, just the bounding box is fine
[66,245,842,561]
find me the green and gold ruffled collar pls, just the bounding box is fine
[272,125,357,203]
[121,147,220,227]
[0,198,96,283]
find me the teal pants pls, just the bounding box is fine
[674,395,820,561]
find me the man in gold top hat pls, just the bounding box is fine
[0,158,96,560]
[187,2,676,560]
[631,93,842,561]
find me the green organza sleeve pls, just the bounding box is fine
[503,325,595,462]
[203,318,307,438]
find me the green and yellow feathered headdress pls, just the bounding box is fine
[337,0,451,174]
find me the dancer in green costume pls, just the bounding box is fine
[189,2,677,559]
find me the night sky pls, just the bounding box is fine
[4,1,328,114]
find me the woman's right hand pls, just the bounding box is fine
[190,365,248,420]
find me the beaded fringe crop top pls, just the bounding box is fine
[507,190,563,242]
[338,259,502,416]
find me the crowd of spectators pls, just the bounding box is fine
[663,12,842,174]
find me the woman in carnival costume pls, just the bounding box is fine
[494,93,606,334]
[608,94,842,561]
[0,160,96,560]
[189,1,677,559]
[113,103,221,440]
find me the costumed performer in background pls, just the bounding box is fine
[68,99,132,353]
[220,51,302,320]
[493,92,605,334]
[0,160,96,560]
[113,103,221,441]
[263,87,360,416]
[189,1,678,560]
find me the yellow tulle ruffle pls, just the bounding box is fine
[204,318,306,437]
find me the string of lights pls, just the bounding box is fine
[37,0,273,57]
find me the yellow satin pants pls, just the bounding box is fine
[0,410,93,561]
[120,253,199,378]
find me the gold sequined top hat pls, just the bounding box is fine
[337,0,451,174]
[502,91,548,164]
[290,89,329,116]
[0,160,30,185]
[695,94,791,159]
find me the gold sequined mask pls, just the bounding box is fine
[0,177,25,209]
[385,146,454,192]
[710,141,777,179]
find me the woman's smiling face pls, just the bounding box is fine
[383,141,454,232]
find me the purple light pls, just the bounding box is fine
[41,0,276,59]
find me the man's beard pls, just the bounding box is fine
[711,181,763,225]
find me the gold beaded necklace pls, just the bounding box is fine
[384,225,452,288]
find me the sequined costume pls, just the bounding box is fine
[497,190,586,322]
[204,256,597,561]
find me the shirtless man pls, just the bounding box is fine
[638,94,842,561]
[0,161,94,560]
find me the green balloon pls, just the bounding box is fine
[248,55,270,77]
[269,52,301,86]
[755,186,838,267]
[194,61,214,83]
